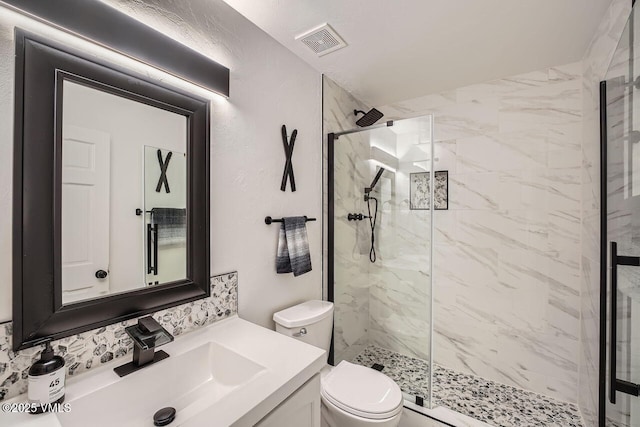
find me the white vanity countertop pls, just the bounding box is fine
[0,315,326,427]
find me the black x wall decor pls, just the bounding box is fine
[156,149,172,193]
[281,124,297,192]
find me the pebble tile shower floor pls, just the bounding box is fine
[352,346,584,427]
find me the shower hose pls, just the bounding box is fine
[367,196,378,263]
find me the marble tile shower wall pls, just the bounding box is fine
[0,271,238,401]
[322,76,373,364]
[580,1,633,426]
[379,62,584,404]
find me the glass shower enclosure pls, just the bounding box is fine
[603,5,640,427]
[327,115,436,408]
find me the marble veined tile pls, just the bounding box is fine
[548,208,581,258]
[433,98,500,142]
[496,328,578,393]
[499,79,582,133]
[429,139,457,174]
[323,75,373,300]
[433,210,458,247]
[548,122,581,151]
[579,350,598,427]
[456,132,547,174]
[449,173,500,211]
[581,145,600,211]
[381,90,457,119]
[456,210,548,254]
[497,168,581,212]
[323,76,370,134]
[497,247,550,292]
[549,62,583,82]
[456,69,549,104]
[548,146,582,169]
[434,244,498,288]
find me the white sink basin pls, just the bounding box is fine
[0,316,326,427]
[57,342,266,427]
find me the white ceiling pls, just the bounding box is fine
[222,0,614,106]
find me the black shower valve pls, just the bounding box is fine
[347,213,370,221]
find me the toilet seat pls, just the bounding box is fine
[321,361,403,420]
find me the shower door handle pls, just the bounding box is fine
[609,241,640,403]
[147,224,158,276]
[152,224,158,275]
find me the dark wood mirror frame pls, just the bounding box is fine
[13,29,211,351]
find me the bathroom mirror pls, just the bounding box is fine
[61,80,189,304]
[13,29,211,350]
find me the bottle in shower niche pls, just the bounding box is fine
[28,341,65,414]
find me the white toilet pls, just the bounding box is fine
[274,300,403,427]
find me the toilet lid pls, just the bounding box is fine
[321,361,403,420]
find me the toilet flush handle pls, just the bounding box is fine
[293,328,307,337]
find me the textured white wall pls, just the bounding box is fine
[0,0,322,327]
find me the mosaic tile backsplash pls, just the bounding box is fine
[0,271,238,401]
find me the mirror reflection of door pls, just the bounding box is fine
[60,79,188,306]
[61,126,111,303]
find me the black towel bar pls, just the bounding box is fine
[265,216,316,225]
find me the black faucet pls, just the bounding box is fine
[114,316,174,377]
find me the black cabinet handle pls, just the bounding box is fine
[95,270,108,279]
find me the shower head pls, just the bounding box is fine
[354,108,384,127]
[364,167,386,199]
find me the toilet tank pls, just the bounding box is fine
[273,300,334,353]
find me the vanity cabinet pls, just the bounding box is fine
[256,374,321,427]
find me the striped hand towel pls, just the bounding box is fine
[276,216,312,277]
[151,207,186,246]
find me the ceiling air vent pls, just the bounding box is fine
[296,23,347,56]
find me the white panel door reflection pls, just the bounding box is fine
[61,126,111,303]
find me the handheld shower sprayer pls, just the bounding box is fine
[364,167,386,263]
[364,167,386,201]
